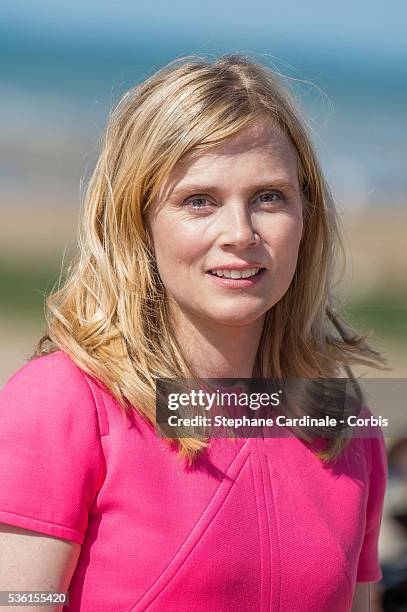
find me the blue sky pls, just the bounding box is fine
[1,0,407,66]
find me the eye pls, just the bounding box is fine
[183,196,213,210]
[255,191,284,204]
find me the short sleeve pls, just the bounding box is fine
[0,351,106,544]
[356,432,388,582]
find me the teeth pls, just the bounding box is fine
[210,267,261,279]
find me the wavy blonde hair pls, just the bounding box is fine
[33,54,387,463]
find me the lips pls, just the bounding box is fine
[206,267,266,288]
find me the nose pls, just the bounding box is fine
[219,205,260,249]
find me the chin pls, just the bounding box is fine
[203,309,266,327]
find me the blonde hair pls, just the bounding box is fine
[33,54,387,463]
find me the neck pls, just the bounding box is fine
[170,305,265,380]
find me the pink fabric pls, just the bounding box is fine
[0,351,387,611]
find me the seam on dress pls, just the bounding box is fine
[265,459,282,612]
[356,569,381,581]
[354,436,377,585]
[128,441,252,611]
[255,442,276,611]
[0,508,83,540]
[80,371,110,438]
[77,368,108,498]
[250,454,265,612]
[266,451,355,604]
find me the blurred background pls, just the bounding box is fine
[0,1,406,609]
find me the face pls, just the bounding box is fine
[145,119,304,329]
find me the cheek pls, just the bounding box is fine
[153,220,207,276]
[263,223,302,311]
[267,214,303,275]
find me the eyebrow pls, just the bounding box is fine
[168,179,299,199]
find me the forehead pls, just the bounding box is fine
[203,120,295,156]
[167,120,299,186]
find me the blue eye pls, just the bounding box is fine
[256,192,282,203]
[184,197,211,209]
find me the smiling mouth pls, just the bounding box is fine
[207,267,265,279]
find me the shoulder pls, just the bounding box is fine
[2,350,89,394]
[0,351,107,544]
[352,406,388,513]
[353,408,388,583]
[0,350,104,435]
[365,430,388,498]
[358,405,388,478]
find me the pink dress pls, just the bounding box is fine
[0,351,387,611]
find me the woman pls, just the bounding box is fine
[0,54,388,611]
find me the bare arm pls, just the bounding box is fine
[351,582,371,612]
[0,523,81,611]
